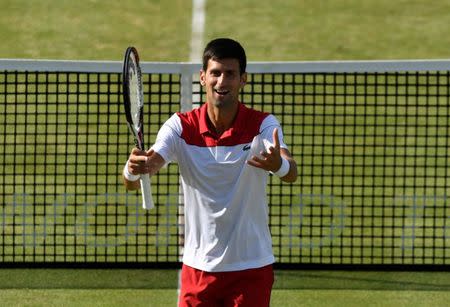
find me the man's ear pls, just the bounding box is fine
[200,70,206,86]
[240,72,247,88]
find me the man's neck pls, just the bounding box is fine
[206,102,239,136]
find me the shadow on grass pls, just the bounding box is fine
[274,270,450,291]
[0,269,178,289]
[1,269,450,291]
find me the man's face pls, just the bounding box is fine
[200,58,247,108]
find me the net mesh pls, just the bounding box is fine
[1,65,450,267]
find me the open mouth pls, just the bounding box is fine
[214,89,229,96]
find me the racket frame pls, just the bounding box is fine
[122,46,154,210]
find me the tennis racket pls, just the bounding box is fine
[122,46,154,210]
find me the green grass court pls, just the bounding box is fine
[2,0,450,306]
[1,269,450,306]
[1,1,449,61]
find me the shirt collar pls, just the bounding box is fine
[199,102,246,137]
[199,103,210,134]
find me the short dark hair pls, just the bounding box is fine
[202,38,247,74]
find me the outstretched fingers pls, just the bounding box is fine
[247,128,283,172]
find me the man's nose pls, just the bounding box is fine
[217,73,226,85]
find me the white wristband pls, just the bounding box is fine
[123,160,140,181]
[273,157,290,178]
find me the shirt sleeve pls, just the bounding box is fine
[150,113,182,164]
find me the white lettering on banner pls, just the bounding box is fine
[1,193,449,250]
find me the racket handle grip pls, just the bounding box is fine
[140,174,154,210]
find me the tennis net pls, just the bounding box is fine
[1,59,450,269]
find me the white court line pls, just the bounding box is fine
[189,0,205,106]
[190,0,206,61]
[178,1,206,303]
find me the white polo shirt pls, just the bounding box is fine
[152,102,287,272]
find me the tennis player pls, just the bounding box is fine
[123,38,298,306]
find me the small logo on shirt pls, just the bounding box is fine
[243,144,251,151]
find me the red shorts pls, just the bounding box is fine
[179,264,274,307]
